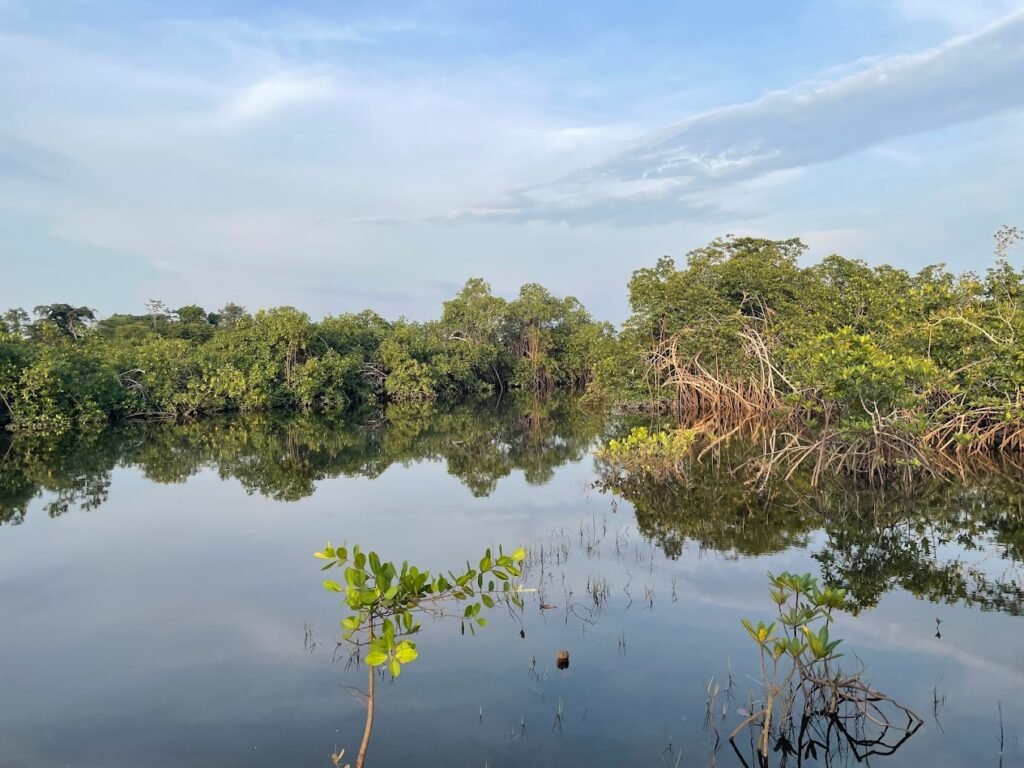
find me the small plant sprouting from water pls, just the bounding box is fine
[315,542,526,768]
[586,574,611,609]
[552,697,565,734]
[596,426,701,480]
[731,572,922,763]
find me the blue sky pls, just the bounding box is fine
[2,0,1023,321]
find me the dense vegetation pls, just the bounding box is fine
[5,227,1024,476]
[589,226,1024,477]
[0,282,610,435]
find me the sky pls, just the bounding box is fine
[2,0,1024,322]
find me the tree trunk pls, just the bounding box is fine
[355,663,375,768]
[356,624,376,768]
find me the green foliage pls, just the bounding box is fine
[604,230,1024,472]
[315,543,526,675]
[32,304,96,339]
[735,571,922,761]
[292,349,358,411]
[742,571,846,662]
[0,329,119,435]
[596,426,700,479]
[0,279,604,434]
[618,237,809,385]
[502,284,609,392]
[7,229,1024,472]
[786,328,938,418]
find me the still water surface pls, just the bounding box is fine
[1,396,1022,766]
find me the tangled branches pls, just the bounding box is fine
[730,573,922,766]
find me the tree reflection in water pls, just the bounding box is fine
[595,441,1024,618]
[0,393,605,522]
[5,397,1024,621]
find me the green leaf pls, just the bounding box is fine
[395,644,418,663]
[389,659,401,678]
[365,651,388,666]
[741,618,757,641]
[323,580,343,592]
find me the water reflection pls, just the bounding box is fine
[595,446,1024,618]
[0,393,606,523]
[3,398,1024,766]
[5,397,1024,623]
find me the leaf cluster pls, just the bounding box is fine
[742,572,847,665]
[315,543,526,677]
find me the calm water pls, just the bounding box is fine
[1,396,1022,767]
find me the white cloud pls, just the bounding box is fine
[457,9,1024,225]
[219,72,336,125]
[0,5,1022,319]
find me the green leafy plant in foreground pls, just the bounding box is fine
[316,542,526,675]
[315,542,526,768]
[733,573,921,763]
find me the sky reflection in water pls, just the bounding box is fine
[1,396,1022,767]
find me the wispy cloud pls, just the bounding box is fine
[1,2,1022,319]
[454,9,1024,226]
[165,17,377,47]
[159,13,457,64]
[0,135,72,182]
[219,72,336,125]
[884,0,1024,31]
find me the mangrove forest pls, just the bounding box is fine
[5,229,1024,482]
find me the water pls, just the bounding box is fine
[1,396,1022,767]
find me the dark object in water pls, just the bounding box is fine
[556,650,570,670]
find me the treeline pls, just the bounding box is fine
[0,281,611,435]
[589,226,1024,476]
[5,228,1024,467]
